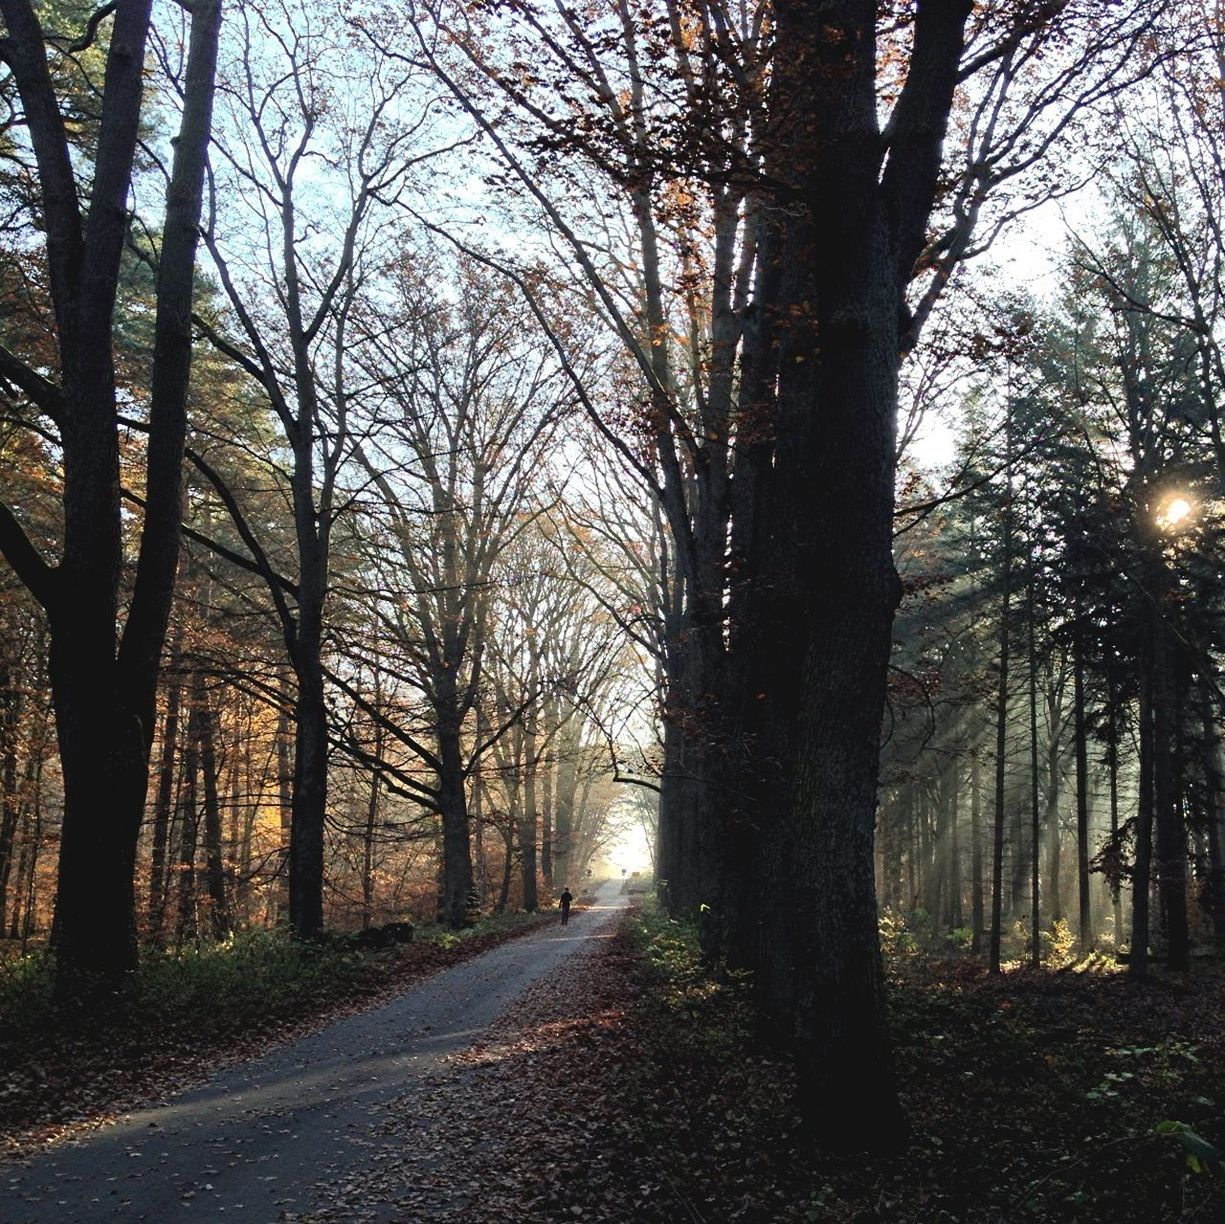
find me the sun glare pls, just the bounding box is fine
[1160,496,1194,530]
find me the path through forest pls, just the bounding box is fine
[0,882,627,1222]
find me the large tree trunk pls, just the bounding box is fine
[747,1,970,1145]
[746,21,900,1139]
[438,721,474,928]
[51,621,152,981]
[289,646,328,938]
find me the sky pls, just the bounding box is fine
[905,194,1083,472]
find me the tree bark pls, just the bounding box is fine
[970,751,984,953]
[148,635,184,936]
[1131,626,1155,977]
[1073,606,1093,952]
[196,675,229,940]
[1201,684,1225,939]
[1149,571,1188,970]
[438,722,475,927]
[989,417,1013,975]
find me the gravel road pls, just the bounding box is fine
[0,881,628,1223]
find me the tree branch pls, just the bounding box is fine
[0,342,64,419]
[0,499,58,609]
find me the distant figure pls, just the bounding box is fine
[559,887,573,925]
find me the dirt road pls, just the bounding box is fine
[0,882,627,1223]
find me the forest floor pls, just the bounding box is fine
[298,908,1225,1224]
[0,904,570,1161]
[0,881,628,1221]
[5,894,1225,1221]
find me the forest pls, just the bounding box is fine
[4,0,1225,1220]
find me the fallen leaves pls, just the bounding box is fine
[0,913,556,1161]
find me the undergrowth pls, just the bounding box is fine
[0,911,548,1059]
[619,898,1225,1222]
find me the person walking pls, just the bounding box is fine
[559,887,573,926]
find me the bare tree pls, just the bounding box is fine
[193,1,438,936]
[349,255,571,925]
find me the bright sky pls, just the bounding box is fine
[905,194,1078,472]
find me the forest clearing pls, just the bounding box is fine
[3,0,1225,1220]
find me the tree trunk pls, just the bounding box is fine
[197,675,229,940]
[0,661,22,924]
[12,0,222,1000]
[496,823,514,914]
[1073,608,1093,952]
[1027,542,1041,967]
[1107,704,1124,946]
[8,745,43,939]
[540,703,555,886]
[1201,684,1225,939]
[1047,724,1063,926]
[989,456,1013,975]
[1131,628,1155,977]
[14,753,45,946]
[520,706,539,913]
[971,751,984,953]
[276,695,293,921]
[947,775,962,930]
[175,688,201,944]
[438,722,474,927]
[289,645,328,938]
[1149,581,1188,970]
[362,768,379,930]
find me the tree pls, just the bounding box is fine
[404,0,1179,1142]
[194,1,430,936]
[0,0,222,994]
[351,256,571,926]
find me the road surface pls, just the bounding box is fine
[0,882,627,1223]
